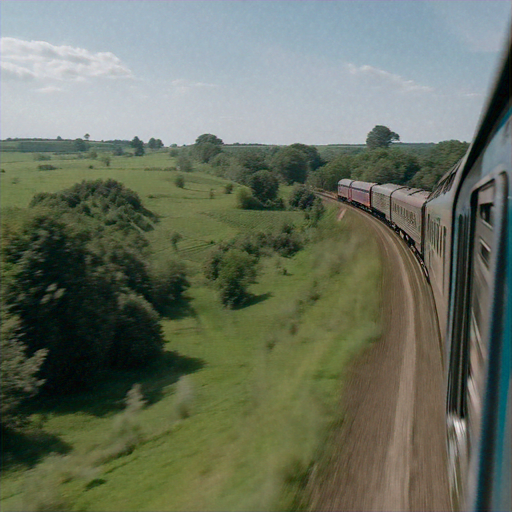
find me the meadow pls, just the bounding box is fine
[0,150,382,511]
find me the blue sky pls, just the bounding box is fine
[1,1,510,145]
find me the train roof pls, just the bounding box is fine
[392,187,430,208]
[372,184,407,196]
[338,179,354,186]
[350,180,377,191]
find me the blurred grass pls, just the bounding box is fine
[0,153,382,511]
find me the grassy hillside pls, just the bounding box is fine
[0,151,382,511]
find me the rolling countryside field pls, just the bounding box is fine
[0,150,382,511]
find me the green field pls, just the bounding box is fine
[0,151,382,511]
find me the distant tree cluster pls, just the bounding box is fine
[204,225,303,308]
[1,180,189,424]
[305,126,468,192]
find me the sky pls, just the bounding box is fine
[1,1,511,146]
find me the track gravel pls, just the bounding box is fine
[306,202,451,511]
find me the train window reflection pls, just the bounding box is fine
[479,240,491,269]
[479,203,494,227]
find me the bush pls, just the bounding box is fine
[288,184,315,210]
[224,183,234,194]
[249,170,279,204]
[236,188,262,210]
[1,311,47,431]
[216,249,258,308]
[109,293,163,369]
[149,259,190,314]
[37,164,57,171]
[175,174,185,189]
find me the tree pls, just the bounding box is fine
[74,138,87,152]
[366,125,400,150]
[272,147,308,184]
[289,143,323,171]
[130,136,145,157]
[193,134,224,163]
[249,170,279,204]
[1,309,47,431]
[288,184,316,210]
[148,138,164,150]
[216,249,258,308]
[84,133,90,141]
[195,134,223,146]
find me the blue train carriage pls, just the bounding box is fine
[424,158,467,347]
[389,187,430,257]
[371,183,407,223]
[445,40,511,512]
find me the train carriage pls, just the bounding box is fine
[349,180,377,209]
[390,187,430,255]
[337,179,354,201]
[371,183,407,221]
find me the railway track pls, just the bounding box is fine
[307,196,451,511]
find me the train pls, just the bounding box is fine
[336,38,511,512]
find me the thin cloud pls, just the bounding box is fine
[347,63,434,94]
[0,37,134,82]
[170,79,217,89]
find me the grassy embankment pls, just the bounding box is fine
[0,151,382,511]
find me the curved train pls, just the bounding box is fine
[336,39,511,512]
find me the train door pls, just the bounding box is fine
[466,175,508,510]
[447,173,508,511]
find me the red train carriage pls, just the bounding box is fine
[349,180,377,209]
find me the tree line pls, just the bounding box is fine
[179,128,468,198]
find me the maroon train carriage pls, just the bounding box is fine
[337,179,354,201]
[349,180,377,209]
[390,187,430,255]
[371,183,407,222]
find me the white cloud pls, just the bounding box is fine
[0,37,134,82]
[170,79,217,91]
[347,63,434,94]
[36,85,65,94]
[1,61,36,81]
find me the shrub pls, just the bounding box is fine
[175,174,185,189]
[288,184,316,210]
[109,293,163,369]
[1,311,47,431]
[37,164,57,171]
[236,188,262,210]
[249,170,279,204]
[224,183,234,194]
[149,259,190,314]
[216,248,258,308]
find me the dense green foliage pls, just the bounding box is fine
[0,308,47,431]
[2,179,189,397]
[307,140,467,191]
[131,136,145,157]
[271,147,308,184]
[249,170,279,204]
[409,140,469,190]
[366,125,400,149]
[193,133,224,163]
[147,138,164,150]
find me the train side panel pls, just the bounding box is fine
[338,179,353,201]
[350,181,376,208]
[371,184,406,221]
[390,188,429,253]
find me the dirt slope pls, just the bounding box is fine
[307,204,451,511]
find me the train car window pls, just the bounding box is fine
[479,203,494,227]
[479,240,491,269]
